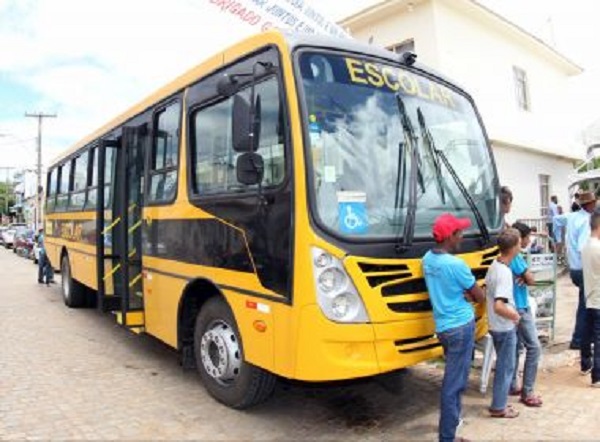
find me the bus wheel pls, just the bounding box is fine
[194,297,276,409]
[61,254,86,308]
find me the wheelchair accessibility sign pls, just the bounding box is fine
[337,191,368,234]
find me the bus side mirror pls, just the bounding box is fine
[232,94,261,152]
[236,152,264,185]
[217,74,239,96]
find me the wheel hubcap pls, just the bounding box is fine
[200,320,241,385]
[62,260,70,300]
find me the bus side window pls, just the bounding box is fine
[46,168,58,213]
[69,153,88,211]
[104,146,116,209]
[149,101,180,203]
[192,76,285,194]
[55,161,71,211]
[85,147,97,210]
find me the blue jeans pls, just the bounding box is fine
[490,328,517,411]
[437,320,475,442]
[570,270,588,346]
[38,251,53,283]
[581,308,600,382]
[511,309,541,396]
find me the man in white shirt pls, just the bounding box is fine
[581,210,600,387]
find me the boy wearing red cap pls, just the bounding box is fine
[423,213,485,442]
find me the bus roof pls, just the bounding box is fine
[51,30,462,165]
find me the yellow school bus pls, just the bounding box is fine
[44,30,501,408]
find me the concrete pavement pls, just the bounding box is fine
[0,248,598,440]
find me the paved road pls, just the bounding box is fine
[1,249,598,440]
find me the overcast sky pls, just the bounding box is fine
[1,0,598,174]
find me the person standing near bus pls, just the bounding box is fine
[500,186,513,229]
[554,191,596,350]
[509,222,543,407]
[546,195,559,243]
[580,209,600,386]
[36,228,53,285]
[423,213,485,442]
[485,228,522,418]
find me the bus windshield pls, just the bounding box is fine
[298,51,502,240]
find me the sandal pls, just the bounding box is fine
[520,394,543,407]
[489,405,520,418]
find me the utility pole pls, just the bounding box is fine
[25,112,56,230]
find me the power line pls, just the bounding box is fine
[25,112,57,230]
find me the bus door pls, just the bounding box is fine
[96,125,147,331]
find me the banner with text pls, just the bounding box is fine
[205,0,350,39]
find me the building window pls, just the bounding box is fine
[513,66,530,111]
[389,38,415,54]
[539,174,550,217]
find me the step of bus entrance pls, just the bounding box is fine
[99,295,123,312]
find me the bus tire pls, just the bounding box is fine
[61,254,86,308]
[194,297,276,409]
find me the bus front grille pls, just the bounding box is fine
[394,334,441,354]
[481,247,499,266]
[350,255,492,317]
[352,260,432,314]
[387,299,432,313]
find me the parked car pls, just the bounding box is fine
[14,228,35,259]
[3,224,28,249]
[0,226,7,246]
[2,223,27,249]
[2,228,16,248]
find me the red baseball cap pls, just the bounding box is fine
[432,213,471,242]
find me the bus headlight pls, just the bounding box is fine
[311,247,369,323]
[318,268,346,292]
[314,252,332,268]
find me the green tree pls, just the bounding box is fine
[0,182,15,216]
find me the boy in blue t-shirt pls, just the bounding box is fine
[508,222,543,407]
[423,213,485,442]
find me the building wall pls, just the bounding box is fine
[347,1,441,67]
[431,0,580,160]
[493,143,574,222]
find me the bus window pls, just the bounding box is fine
[70,153,88,210]
[73,153,88,191]
[192,76,285,194]
[85,147,97,210]
[149,101,180,202]
[46,168,57,213]
[55,161,72,211]
[104,146,116,209]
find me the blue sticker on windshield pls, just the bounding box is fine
[309,121,322,147]
[338,191,368,234]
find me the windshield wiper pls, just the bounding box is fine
[394,95,423,253]
[416,107,491,245]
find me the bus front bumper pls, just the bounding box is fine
[293,304,486,381]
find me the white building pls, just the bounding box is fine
[340,0,584,221]
[12,169,38,228]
